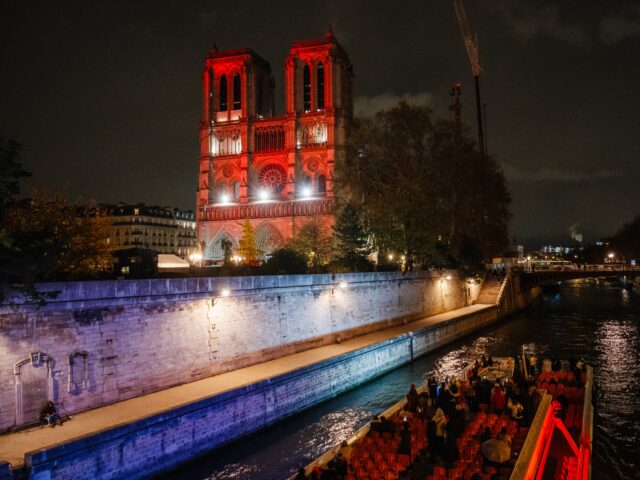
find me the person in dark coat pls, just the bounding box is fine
[406,384,419,412]
[380,415,396,434]
[428,375,438,400]
[440,435,459,469]
[438,384,453,415]
[369,415,382,433]
[426,420,438,463]
[334,453,347,480]
[409,456,433,480]
[480,427,492,443]
[293,468,307,480]
[398,422,412,455]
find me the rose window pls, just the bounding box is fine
[259,164,287,193]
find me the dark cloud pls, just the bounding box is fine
[354,92,433,118]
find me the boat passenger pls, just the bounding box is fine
[440,434,459,469]
[406,383,419,412]
[507,397,524,422]
[491,383,506,414]
[480,426,493,443]
[488,356,495,367]
[428,374,438,400]
[465,380,477,412]
[398,421,412,455]
[432,407,447,445]
[320,461,339,480]
[293,468,307,480]
[481,355,488,367]
[380,415,396,434]
[369,415,382,433]
[426,417,438,462]
[497,427,512,447]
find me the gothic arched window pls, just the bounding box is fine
[303,64,311,112]
[317,62,325,110]
[233,74,241,110]
[220,75,228,112]
[317,174,327,195]
[208,70,215,120]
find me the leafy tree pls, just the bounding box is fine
[261,247,308,275]
[338,102,511,267]
[332,202,373,272]
[290,218,332,273]
[236,218,259,263]
[0,136,30,218]
[4,187,113,281]
[612,215,640,260]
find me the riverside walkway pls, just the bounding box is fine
[0,303,495,471]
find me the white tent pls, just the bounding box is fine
[157,254,190,272]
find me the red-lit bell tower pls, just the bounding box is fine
[197,31,353,262]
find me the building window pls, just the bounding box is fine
[67,351,89,394]
[233,74,241,110]
[317,174,327,194]
[208,70,215,120]
[303,64,311,112]
[220,75,228,112]
[317,62,325,110]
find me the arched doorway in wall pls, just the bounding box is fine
[14,352,54,425]
[255,223,284,258]
[207,230,236,262]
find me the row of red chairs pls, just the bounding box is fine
[539,382,585,402]
[538,370,576,384]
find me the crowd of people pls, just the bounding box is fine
[293,355,557,480]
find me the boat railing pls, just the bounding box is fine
[509,392,554,480]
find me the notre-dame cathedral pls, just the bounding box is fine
[196,30,353,262]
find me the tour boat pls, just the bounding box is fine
[292,353,593,480]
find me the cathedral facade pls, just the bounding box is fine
[196,31,353,262]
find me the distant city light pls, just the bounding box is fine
[220,193,230,204]
[608,252,614,259]
[339,282,348,288]
[220,289,231,297]
[446,275,452,281]
[301,186,312,198]
[258,189,270,201]
[388,254,394,261]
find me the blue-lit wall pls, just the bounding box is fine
[0,271,479,433]
[24,304,498,480]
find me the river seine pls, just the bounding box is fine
[160,279,639,480]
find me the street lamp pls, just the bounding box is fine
[258,189,270,202]
[189,252,203,267]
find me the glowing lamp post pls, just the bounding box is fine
[189,252,203,267]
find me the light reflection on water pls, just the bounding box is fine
[157,280,639,480]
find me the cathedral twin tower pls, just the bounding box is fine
[197,30,353,261]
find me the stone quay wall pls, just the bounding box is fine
[0,271,480,432]
[23,305,498,480]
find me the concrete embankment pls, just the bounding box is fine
[0,274,540,479]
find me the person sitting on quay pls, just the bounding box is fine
[293,468,307,480]
[40,401,62,427]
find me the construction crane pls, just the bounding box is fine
[453,0,485,158]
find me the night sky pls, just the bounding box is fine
[2,1,639,247]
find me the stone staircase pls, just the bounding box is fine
[476,276,504,305]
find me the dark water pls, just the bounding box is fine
[160,279,640,480]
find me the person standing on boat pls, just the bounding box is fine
[398,421,412,455]
[406,383,419,412]
[432,407,447,446]
[491,383,506,415]
[428,374,438,400]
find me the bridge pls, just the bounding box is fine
[517,265,640,290]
